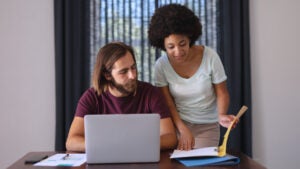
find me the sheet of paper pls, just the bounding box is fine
[170,146,219,159]
[34,153,86,167]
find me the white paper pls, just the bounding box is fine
[34,153,86,167]
[170,146,219,159]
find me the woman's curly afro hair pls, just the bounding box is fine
[148,4,202,51]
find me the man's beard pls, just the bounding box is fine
[110,77,137,96]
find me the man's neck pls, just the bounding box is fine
[108,86,129,97]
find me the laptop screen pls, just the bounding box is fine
[84,114,160,163]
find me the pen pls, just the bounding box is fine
[62,154,70,160]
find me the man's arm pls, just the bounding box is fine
[65,117,85,152]
[159,117,177,150]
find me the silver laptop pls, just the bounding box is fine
[84,114,160,164]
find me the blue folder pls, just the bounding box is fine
[175,154,240,167]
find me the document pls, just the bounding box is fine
[170,146,219,159]
[34,153,86,167]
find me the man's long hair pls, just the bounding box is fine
[92,42,136,95]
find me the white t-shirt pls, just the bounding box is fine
[154,46,227,124]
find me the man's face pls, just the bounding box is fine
[108,51,137,96]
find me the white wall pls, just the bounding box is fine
[0,0,55,168]
[250,0,300,169]
[1,0,300,169]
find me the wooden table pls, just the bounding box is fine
[7,150,266,169]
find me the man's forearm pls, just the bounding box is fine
[66,136,85,152]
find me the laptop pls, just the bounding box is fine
[84,113,160,164]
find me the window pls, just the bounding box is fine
[90,0,219,83]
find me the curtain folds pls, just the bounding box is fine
[54,0,90,151]
[219,0,252,156]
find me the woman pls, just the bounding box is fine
[148,4,235,150]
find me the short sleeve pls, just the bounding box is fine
[210,50,227,84]
[75,88,98,117]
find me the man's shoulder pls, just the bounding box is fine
[137,81,159,93]
[83,87,96,95]
[138,81,154,87]
[80,87,98,100]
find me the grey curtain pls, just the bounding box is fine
[219,0,252,156]
[54,0,91,151]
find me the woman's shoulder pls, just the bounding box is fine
[203,46,218,56]
[154,55,171,73]
[155,55,168,64]
[202,46,221,62]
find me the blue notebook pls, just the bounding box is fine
[175,154,240,167]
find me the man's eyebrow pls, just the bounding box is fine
[118,67,129,72]
[117,63,136,72]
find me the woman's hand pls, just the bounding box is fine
[219,114,237,128]
[177,125,194,150]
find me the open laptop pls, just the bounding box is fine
[84,114,160,164]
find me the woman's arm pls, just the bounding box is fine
[160,86,194,150]
[214,81,235,128]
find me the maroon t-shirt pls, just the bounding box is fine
[75,81,170,119]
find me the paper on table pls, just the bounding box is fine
[170,147,219,159]
[34,153,86,167]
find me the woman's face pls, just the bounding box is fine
[164,34,191,63]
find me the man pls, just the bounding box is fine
[66,42,177,152]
